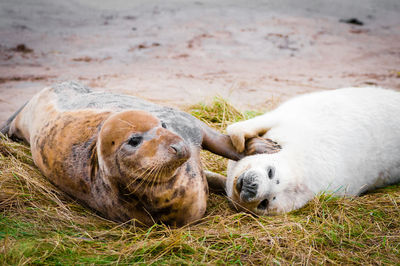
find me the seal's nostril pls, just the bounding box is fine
[170,144,178,154]
[258,199,269,210]
[237,171,259,201]
[170,142,190,159]
[236,174,244,193]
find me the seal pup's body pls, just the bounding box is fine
[1,82,241,226]
[226,87,400,215]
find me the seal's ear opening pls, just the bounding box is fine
[244,137,281,156]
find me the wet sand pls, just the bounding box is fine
[1,0,399,123]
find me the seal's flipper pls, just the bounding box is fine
[244,137,281,156]
[200,122,243,161]
[204,170,226,194]
[0,101,28,139]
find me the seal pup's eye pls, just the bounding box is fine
[128,136,143,147]
[267,167,275,179]
[161,122,167,128]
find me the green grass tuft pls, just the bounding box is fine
[1,99,400,264]
[188,96,263,131]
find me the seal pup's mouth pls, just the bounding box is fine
[231,171,273,216]
[229,155,280,216]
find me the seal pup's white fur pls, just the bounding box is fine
[226,87,400,215]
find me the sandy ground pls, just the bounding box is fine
[1,0,399,124]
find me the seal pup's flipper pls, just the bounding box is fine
[204,170,226,193]
[227,113,278,153]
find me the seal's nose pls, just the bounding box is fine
[236,171,258,202]
[170,141,190,159]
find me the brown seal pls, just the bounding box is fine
[1,82,243,226]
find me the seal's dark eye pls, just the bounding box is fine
[267,167,275,179]
[161,122,167,128]
[128,136,143,147]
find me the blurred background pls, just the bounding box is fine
[1,0,399,123]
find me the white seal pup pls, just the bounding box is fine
[225,87,400,215]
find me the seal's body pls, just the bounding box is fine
[1,82,241,226]
[226,87,400,215]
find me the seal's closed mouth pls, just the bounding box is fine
[2,82,215,226]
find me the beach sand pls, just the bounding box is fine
[1,0,399,123]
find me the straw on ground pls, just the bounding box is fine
[1,98,399,264]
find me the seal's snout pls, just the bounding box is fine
[234,170,272,214]
[169,141,190,160]
[236,171,259,202]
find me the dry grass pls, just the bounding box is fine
[1,98,400,265]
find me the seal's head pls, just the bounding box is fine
[226,138,311,216]
[98,110,190,182]
[97,110,206,226]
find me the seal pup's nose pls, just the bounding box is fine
[236,171,258,202]
[170,141,190,159]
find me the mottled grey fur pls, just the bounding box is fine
[53,82,203,146]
